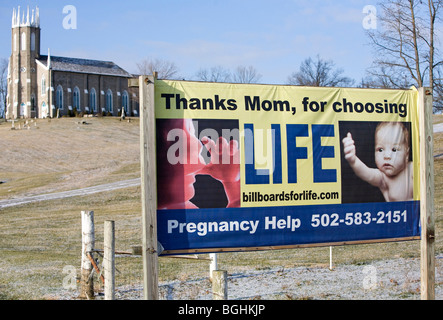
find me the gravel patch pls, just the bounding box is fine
[105,255,442,300]
[47,255,442,300]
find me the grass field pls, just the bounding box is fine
[0,116,442,299]
[0,117,140,200]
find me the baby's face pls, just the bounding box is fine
[374,124,408,177]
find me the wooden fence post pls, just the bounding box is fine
[418,87,435,300]
[80,210,95,299]
[104,220,115,300]
[212,270,228,300]
[139,75,159,300]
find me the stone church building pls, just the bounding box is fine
[6,6,139,119]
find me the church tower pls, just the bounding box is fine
[7,6,41,119]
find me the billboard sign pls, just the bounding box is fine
[153,80,420,254]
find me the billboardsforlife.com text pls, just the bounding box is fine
[243,189,339,203]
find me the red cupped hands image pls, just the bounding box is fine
[199,136,240,182]
[157,119,240,209]
[199,136,240,208]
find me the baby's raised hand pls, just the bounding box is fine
[342,132,356,164]
[199,136,240,183]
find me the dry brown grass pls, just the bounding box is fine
[0,117,140,199]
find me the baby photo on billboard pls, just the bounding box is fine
[156,118,240,210]
[339,121,413,204]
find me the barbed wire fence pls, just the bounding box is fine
[80,211,219,300]
[79,210,441,300]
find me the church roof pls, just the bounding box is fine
[37,55,133,78]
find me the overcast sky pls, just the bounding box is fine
[1,0,388,84]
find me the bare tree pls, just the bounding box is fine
[287,55,354,87]
[195,66,231,82]
[366,0,443,92]
[0,58,8,118]
[136,58,181,80]
[232,65,262,84]
[434,67,443,111]
[359,65,412,89]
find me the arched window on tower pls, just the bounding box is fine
[31,93,36,112]
[21,32,26,51]
[31,33,36,51]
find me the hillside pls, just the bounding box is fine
[0,117,140,200]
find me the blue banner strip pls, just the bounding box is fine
[157,201,420,253]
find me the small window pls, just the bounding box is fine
[41,76,46,95]
[106,89,113,113]
[90,88,97,112]
[73,87,81,111]
[56,86,63,110]
[122,90,129,114]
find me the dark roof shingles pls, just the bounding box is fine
[37,55,132,77]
